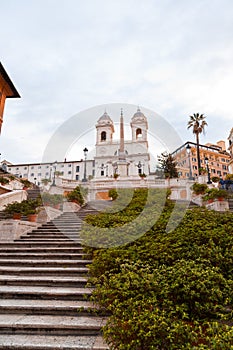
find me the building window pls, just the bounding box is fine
[46,165,49,168]
[45,172,49,176]
[8,168,11,171]
[68,171,72,174]
[16,167,19,170]
[92,170,95,176]
[68,164,72,167]
[24,167,27,170]
[136,128,142,138]
[61,165,64,168]
[76,175,79,180]
[101,131,106,141]
[38,173,41,176]
[92,160,95,167]
[101,170,104,176]
[23,174,27,177]
[38,166,41,169]
[76,166,80,172]
[31,166,34,169]
[31,173,34,177]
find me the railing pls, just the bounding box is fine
[0,190,27,210]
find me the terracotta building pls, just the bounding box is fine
[0,62,20,133]
[228,128,233,174]
[172,140,231,179]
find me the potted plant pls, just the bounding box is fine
[41,178,51,186]
[66,186,85,206]
[0,176,10,186]
[192,183,208,195]
[203,188,228,203]
[20,179,32,190]
[21,199,41,222]
[52,194,64,209]
[211,176,220,183]
[4,202,22,220]
[139,173,147,179]
[113,173,119,179]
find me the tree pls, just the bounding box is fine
[157,152,178,178]
[187,113,207,175]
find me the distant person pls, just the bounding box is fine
[219,178,225,189]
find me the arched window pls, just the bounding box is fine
[136,128,142,139]
[101,131,107,141]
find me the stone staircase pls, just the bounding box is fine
[0,205,109,349]
[229,198,233,212]
[26,187,41,200]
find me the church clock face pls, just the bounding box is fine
[100,147,107,154]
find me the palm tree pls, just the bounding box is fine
[187,113,207,175]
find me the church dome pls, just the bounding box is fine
[131,107,147,123]
[97,111,113,125]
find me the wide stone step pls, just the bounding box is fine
[21,235,81,240]
[0,266,89,276]
[0,253,88,260]
[0,247,85,253]
[0,259,92,267]
[15,238,81,242]
[0,275,88,288]
[0,313,105,336]
[0,242,83,247]
[0,285,93,300]
[0,299,98,316]
[33,227,82,230]
[0,334,108,349]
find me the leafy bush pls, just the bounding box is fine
[85,189,233,349]
[211,176,220,183]
[0,176,10,185]
[4,199,41,215]
[108,189,118,200]
[203,188,228,202]
[192,183,208,195]
[20,179,32,188]
[65,186,86,205]
[41,193,64,206]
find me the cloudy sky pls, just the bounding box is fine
[1,0,233,164]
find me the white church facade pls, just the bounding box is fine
[2,108,151,185]
[94,108,150,178]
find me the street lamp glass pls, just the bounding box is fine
[186,144,191,154]
[83,148,88,157]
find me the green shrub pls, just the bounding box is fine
[0,176,10,185]
[192,183,208,195]
[66,186,85,205]
[85,189,233,349]
[108,189,118,200]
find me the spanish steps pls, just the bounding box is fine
[0,205,109,349]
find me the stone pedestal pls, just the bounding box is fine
[117,161,129,177]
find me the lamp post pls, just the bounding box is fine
[136,161,144,175]
[52,161,57,186]
[204,157,212,184]
[186,143,192,179]
[82,147,88,182]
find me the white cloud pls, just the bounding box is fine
[0,0,233,163]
